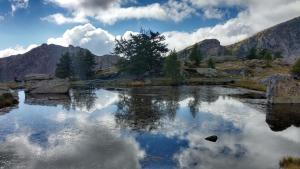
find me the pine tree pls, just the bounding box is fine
[164,50,182,84]
[114,29,168,78]
[55,52,72,79]
[207,58,215,69]
[189,44,202,66]
[247,47,257,60]
[74,50,96,80]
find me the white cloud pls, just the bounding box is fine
[10,0,29,15]
[203,7,224,19]
[0,44,38,58]
[44,0,196,25]
[163,0,300,50]
[41,13,88,25]
[47,23,115,56]
[0,15,4,21]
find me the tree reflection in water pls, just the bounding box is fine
[115,87,181,131]
[70,87,97,111]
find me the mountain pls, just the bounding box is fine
[180,16,300,63]
[0,44,119,82]
[228,16,300,63]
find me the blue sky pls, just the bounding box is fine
[0,0,300,57]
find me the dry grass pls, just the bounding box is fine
[0,82,19,89]
[230,79,267,91]
[280,157,300,169]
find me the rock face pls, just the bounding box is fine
[179,39,225,59]
[0,44,119,82]
[262,74,300,104]
[25,74,70,94]
[228,16,300,63]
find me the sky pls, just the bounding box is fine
[0,0,300,57]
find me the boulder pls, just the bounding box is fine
[205,135,218,142]
[195,68,218,78]
[25,79,71,94]
[0,87,18,109]
[262,74,300,104]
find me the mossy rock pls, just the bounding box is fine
[0,93,19,109]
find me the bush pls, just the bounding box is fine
[291,58,300,78]
[207,58,215,69]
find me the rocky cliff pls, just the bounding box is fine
[178,39,225,60]
[0,44,119,82]
[227,16,300,63]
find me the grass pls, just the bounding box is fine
[0,82,20,90]
[280,157,300,169]
[229,79,267,91]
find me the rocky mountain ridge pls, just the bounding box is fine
[0,44,119,82]
[180,16,300,63]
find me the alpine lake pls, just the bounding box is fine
[0,85,299,169]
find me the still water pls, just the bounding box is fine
[0,86,299,169]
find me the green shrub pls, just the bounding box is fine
[291,58,300,78]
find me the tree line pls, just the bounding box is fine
[55,29,300,82]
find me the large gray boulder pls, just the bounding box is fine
[25,74,70,94]
[262,74,300,104]
[196,68,218,78]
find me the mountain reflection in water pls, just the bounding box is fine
[0,86,299,169]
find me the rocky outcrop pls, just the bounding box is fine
[195,68,218,78]
[0,44,119,82]
[179,39,225,60]
[25,74,70,94]
[0,86,18,109]
[228,16,300,63]
[262,74,300,104]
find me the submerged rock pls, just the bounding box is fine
[262,74,300,104]
[205,135,218,142]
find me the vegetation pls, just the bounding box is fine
[189,44,202,66]
[114,29,168,78]
[247,47,258,60]
[291,58,300,78]
[207,58,216,69]
[280,157,300,169]
[55,51,96,80]
[164,50,183,84]
[55,52,73,79]
[74,50,96,80]
[259,49,273,67]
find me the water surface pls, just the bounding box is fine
[0,86,299,169]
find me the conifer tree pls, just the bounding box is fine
[164,50,182,84]
[55,52,72,79]
[189,44,202,66]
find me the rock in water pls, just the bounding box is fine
[25,74,70,94]
[262,74,300,104]
[0,87,18,109]
[205,135,218,142]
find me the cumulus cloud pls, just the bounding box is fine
[163,0,300,50]
[0,44,38,58]
[10,0,29,15]
[203,7,224,19]
[43,0,197,25]
[47,23,116,56]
